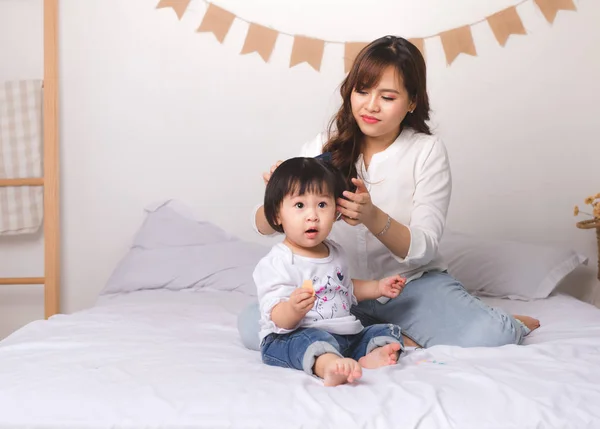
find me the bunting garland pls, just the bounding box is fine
[535,0,577,23]
[290,36,325,71]
[155,0,577,71]
[488,7,527,47]
[440,25,477,65]
[241,23,278,62]
[196,3,234,43]
[156,0,192,20]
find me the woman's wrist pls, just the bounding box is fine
[364,206,389,235]
[255,205,276,235]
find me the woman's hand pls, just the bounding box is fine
[263,160,283,185]
[336,178,377,226]
[378,275,406,299]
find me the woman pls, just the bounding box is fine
[238,35,539,351]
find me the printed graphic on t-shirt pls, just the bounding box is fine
[309,266,352,321]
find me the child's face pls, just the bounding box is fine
[277,190,337,250]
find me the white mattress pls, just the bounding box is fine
[1,289,600,429]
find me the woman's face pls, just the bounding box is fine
[350,65,415,142]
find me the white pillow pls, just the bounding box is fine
[100,200,269,296]
[438,230,588,300]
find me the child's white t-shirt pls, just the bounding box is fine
[254,239,364,342]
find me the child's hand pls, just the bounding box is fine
[378,275,406,299]
[289,288,316,316]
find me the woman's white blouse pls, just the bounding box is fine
[253,127,451,292]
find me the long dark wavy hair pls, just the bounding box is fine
[323,36,432,189]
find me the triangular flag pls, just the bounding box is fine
[156,0,192,20]
[440,26,477,65]
[534,0,576,24]
[241,23,279,62]
[344,42,368,73]
[409,38,426,60]
[488,6,526,46]
[290,36,325,71]
[197,3,235,43]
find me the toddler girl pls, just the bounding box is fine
[254,156,406,386]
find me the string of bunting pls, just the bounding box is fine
[156,0,577,72]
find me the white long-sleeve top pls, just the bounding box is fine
[254,127,451,297]
[254,239,363,342]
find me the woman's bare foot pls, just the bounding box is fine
[358,343,401,369]
[514,315,540,332]
[322,358,362,387]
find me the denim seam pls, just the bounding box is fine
[470,292,525,344]
[262,353,291,368]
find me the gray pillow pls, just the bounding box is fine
[439,230,588,300]
[100,201,269,296]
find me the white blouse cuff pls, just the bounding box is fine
[392,225,428,265]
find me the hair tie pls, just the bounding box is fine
[315,152,332,163]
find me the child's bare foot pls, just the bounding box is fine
[323,358,362,387]
[514,315,540,332]
[358,343,401,369]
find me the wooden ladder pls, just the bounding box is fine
[0,0,60,319]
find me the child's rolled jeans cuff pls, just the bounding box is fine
[366,324,404,355]
[366,336,404,355]
[303,341,343,376]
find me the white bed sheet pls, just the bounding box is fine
[1,289,599,429]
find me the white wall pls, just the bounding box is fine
[1,0,598,338]
[0,0,45,337]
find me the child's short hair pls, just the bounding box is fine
[264,157,347,233]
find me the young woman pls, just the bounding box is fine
[238,35,539,352]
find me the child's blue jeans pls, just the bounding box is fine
[261,324,404,376]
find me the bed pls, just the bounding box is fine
[0,200,598,429]
[1,289,600,428]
